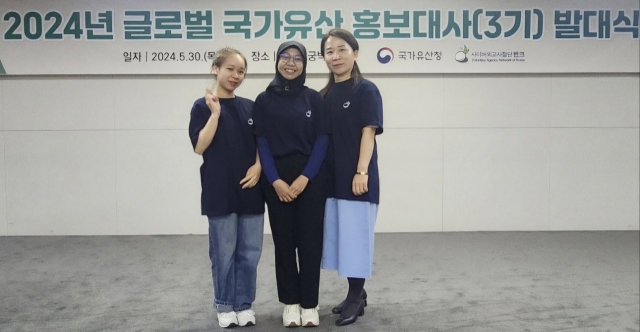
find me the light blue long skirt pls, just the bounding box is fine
[321,198,378,278]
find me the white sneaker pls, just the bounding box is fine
[217,311,238,328]
[282,304,301,327]
[301,305,320,327]
[237,309,256,327]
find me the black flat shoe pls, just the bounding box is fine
[335,298,365,326]
[331,289,368,314]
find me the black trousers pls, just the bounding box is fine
[262,154,327,308]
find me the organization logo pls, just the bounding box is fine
[458,46,526,63]
[455,45,469,63]
[377,47,394,64]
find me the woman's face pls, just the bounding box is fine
[213,53,246,93]
[277,47,304,81]
[323,36,358,81]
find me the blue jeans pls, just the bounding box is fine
[208,213,264,313]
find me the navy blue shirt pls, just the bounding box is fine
[325,78,383,204]
[253,88,329,157]
[189,97,265,217]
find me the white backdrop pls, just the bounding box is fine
[0,72,638,236]
[0,0,638,236]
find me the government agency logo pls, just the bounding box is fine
[377,47,394,64]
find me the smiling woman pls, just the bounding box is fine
[187,47,265,329]
[319,28,384,327]
[277,48,305,81]
[252,41,330,328]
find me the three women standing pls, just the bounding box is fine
[190,29,382,329]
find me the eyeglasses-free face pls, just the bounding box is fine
[323,36,358,82]
[277,47,304,80]
[212,53,246,94]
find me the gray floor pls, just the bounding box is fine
[1,232,638,332]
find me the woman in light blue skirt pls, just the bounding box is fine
[319,28,384,327]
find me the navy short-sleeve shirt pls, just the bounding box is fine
[325,78,383,204]
[252,88,329,158]
[188,96,265,217]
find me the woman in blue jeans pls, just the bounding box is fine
[188,47,265,328]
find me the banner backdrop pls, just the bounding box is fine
[1,0,638,75]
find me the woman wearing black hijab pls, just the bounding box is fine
[252,41,330,327]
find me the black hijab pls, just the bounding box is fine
[267,41,307,96]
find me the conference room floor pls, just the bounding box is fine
[1,231,638,332]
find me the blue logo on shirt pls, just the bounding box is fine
[343,101,350,108]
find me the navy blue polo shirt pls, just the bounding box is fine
[253,88,329,157]
[188,96,265,217]
[325,78,383,204]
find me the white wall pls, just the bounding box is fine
[0,77,5,235]
[0,73,638,235]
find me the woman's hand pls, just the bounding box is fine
[240,163,261,189]
[273,179,296,202]
[204,88,221,119]
[352,173,369,196]
[289,175,309,198]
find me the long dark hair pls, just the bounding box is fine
[319,29,363,97]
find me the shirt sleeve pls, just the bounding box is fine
[301,135,328,180]
[252,94,266,137]
[312,92,331,136]
[257,137,280,184]
[357,81,384,135]
[188,98,209,149]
